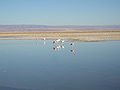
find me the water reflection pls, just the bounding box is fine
[53,45,65,51]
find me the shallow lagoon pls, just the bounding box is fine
[0,40,120,90]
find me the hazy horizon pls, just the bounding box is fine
[0,25,120,32]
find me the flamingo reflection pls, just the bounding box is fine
[53,45,64,51]
[70,49,76,55]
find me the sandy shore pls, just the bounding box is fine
[0,30,120,42]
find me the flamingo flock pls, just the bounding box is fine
[52,39,76,55]
[42,38,76,55]
[53,39,64,44]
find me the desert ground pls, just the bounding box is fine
[0,30,120,42]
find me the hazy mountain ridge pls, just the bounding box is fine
[0,25,120,32]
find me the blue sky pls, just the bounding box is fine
[0,0,120,25]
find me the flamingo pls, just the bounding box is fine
[53,40,57,44]
[70,43,74,45]
[43,38,46,40]
[53,39,61,44]
[56,39,61,42]
[61,40,64,43]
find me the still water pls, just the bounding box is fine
[0,40,120,90]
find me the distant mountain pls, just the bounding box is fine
[0,25,120,32]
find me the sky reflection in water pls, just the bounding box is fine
[0,40,120,90]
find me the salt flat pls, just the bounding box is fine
[0,30,120,42]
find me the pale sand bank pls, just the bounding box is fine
[0,31,120,42]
